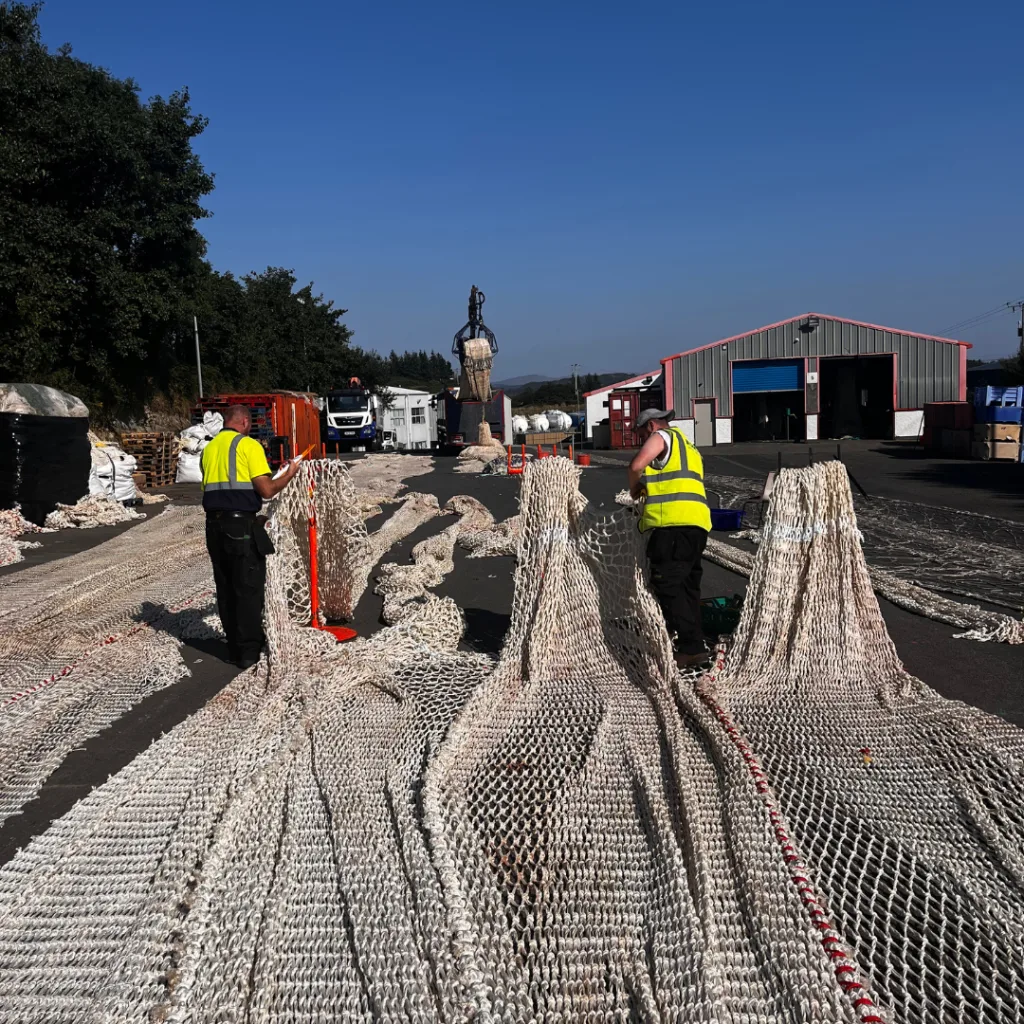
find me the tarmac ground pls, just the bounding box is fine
[1,443,1021,864]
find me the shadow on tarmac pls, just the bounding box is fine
[461,607,510,655]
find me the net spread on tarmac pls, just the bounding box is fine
[0,458,1022,1021]
[0,505,215,827]
[705,472,1024,614]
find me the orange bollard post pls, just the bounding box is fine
[569,443,574,463]
[308,471,357,642]
[321,442,326,457]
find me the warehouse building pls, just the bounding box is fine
[662,312,969,446]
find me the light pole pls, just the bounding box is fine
[193,316,204,398]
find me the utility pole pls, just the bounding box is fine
[193,316,204,398]
[571,363,582,443]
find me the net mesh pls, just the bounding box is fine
[0,458,1022,1023]
[706,471,1024,613]
[458,337,494,402]
[703,460,1024,1024]
[0,506,215,826]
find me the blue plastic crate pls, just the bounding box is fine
[710,508,745,531]
[976,405,1024,424]
[975,385,1023,408]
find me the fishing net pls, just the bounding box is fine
[2,458,1023,1024]
[703,460,1024,1024]
[0,507,215,826]
[705,472,1024,613]
[459,336,494,402]
[0,507,48,568]
[43,494,145,530]
[455,422,507,474]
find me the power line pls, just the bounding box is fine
[938,302,1019,336]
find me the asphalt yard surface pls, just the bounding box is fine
[1,447,1021,864]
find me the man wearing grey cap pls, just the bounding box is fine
[628,408,712,668]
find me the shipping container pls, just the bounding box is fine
[193,392,321,468]
[608,389,664,448]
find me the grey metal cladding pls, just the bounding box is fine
[667,315,962,417]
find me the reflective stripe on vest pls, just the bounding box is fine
[639,428,712,533]
[203,434,252,490]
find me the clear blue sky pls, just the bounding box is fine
[39,0,1024,375]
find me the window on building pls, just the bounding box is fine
[392,412,406,426]
[411,407,426,424]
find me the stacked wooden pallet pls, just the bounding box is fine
[119,431,178,488]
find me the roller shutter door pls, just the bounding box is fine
[732,359,803,393]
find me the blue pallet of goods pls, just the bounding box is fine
[710,508,745,531]
[976,405,1024,424]
[974,385,1023,408]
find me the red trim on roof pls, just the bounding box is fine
[662,312,972,364]
[582,370,661,398]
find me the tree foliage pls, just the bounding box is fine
[0,3,392,420]
[0,2,214,416]
[387,350,454,381]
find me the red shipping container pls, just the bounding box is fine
[193,391,322,468]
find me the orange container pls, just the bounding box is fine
[194,391,322,468]
[577,453,591,467]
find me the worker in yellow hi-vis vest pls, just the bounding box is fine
[201,405,300,668]
[627,407,712,669]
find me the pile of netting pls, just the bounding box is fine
[1,458,1023,1023]
[0,507,216,826]
[706,471,1024,614]
[459,336,494,401]
[43,493,145,530]
[455,421,507,474]
[700,460,1024,1023]
[0,507,48,568]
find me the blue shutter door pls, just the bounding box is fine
[732,359,804,393]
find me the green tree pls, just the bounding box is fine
[1003,337,1024,386]
[0,2,214,417]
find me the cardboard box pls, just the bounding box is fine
[939,428,971,458]
[972,440,1021,462]
[973,422,1021,443]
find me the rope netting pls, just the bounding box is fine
[619,481,1024,643]
[0,506,215,826]
[706,472,1024,613]
[703,461,1024,1023]
[0,458,1022,1023]
[0,508,47,568]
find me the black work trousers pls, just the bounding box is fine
[646,525,707,656]
[205,514,266,663]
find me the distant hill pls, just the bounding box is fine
[491,373,557,393]
[510,372,634,409]
[499,371,633,398]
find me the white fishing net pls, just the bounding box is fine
[43,494,145,530]
[458,336,494,402]
[1,457,1022,1024]
[0,507,215,826]
[0,507,48,568]
[703,460,1024,1024]
[705,472,1024,614]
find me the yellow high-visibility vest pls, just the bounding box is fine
[201,429,272,512]
[639,428,711,533]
